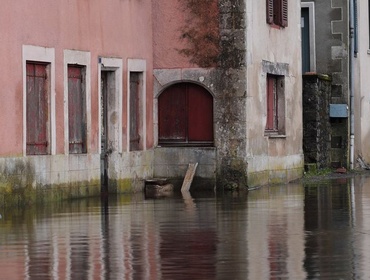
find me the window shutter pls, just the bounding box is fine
[281,0,288,27]
[266,0,274,24]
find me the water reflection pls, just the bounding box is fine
[2,176,370,278]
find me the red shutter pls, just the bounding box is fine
[158,84,187,143]
[281,0,288,27]
[26,63,49,155]
[130,72,141,151]
[187,85,213,142]
[266,0,274,24]
[266,75,275,130]
[68,66,86,154]
[158,83,213,145]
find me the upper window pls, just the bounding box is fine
[158,83,213,146]
[265,74,285,135]
[26,62,50,155]
[266,0,288,28]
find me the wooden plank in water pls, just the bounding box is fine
[181,163,198,192]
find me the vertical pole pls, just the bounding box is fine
[349,0,355,170]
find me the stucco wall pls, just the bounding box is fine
[354,0,370,164]
[245,1,304,185]
[0,0,155,197]
[153,0,303,189]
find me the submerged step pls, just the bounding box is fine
[145,178,169,186]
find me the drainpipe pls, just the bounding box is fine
[349,0,355,170]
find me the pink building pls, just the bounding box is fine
[0,0,154,204]
[0,0,304,205]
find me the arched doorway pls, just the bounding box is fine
[158,83,213,146]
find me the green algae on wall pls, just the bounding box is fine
[0,180,101,209]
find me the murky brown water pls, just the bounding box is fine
[1,175,370,279]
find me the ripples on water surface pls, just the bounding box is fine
[1,176,370,279]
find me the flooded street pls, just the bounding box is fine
[1,175,370,279]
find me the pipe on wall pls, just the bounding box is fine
[349,0,355,169]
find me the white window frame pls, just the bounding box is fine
[22,45,56,156]
[63,50,91,155]
[98,57,123,154]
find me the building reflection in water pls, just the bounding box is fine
[246,183,306,279]
[2,177,370,278]
[304,176,370,279]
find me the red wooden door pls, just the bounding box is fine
[158,83,213,145]
[158,84,187,143]
[188,85,213,142]
[68,66,86,154]
[26,63,49,155]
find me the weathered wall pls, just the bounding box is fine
[153,147,216,190]
[245,1,304,185]
[353,0,370,165]
[302,74,332,170]
[153,0,249,189]
[0,0,155,203]
[215,0,249,189]
[302,0,349,168]
[153,0,304,189]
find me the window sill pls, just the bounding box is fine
[265,133,286,139]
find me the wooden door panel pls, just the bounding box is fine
[26,63,48,155]
[187,85,213,141]
[158,84,187,142]
[68,66,86,154]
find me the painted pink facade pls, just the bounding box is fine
[0,0,153,154]
[0,0,304,203]
[0,0,155,200]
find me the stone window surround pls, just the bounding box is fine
[63,50,91,155]
[98,57,123,154]
[262,60,288,138]
[22,45,56,156]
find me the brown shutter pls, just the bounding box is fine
[281,0,288,27]
[129,72,141,151]
[68,66,87,154]
[266,0,274,24]
[187,84,213,142]
[26,63,49,155]
[266,75,275,131]
[158,84,187,143]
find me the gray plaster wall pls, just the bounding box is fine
[301,0,350,167]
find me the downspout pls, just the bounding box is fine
[349,0,355,169]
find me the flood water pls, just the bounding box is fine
[1,175,370,279]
